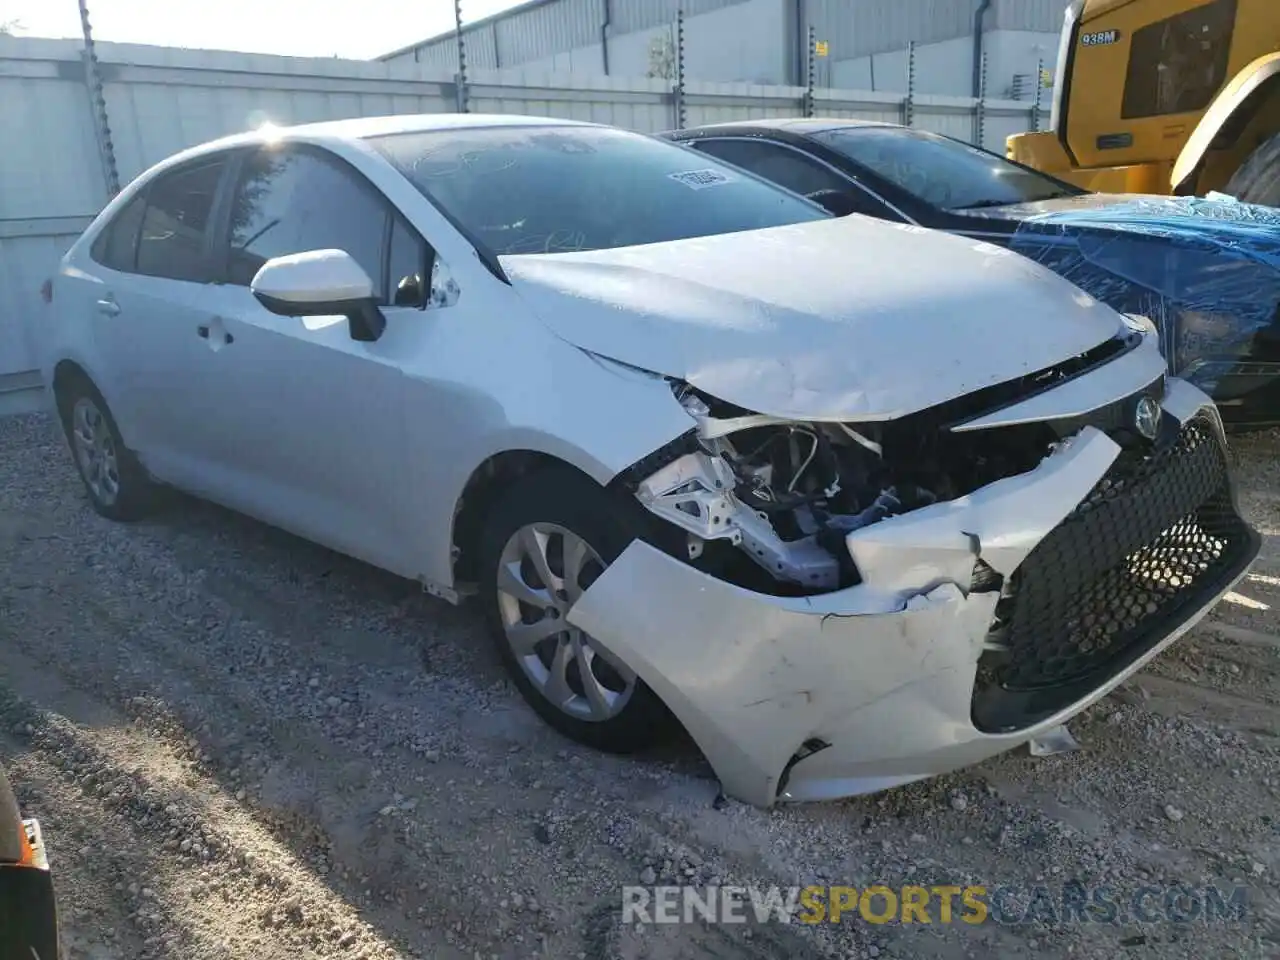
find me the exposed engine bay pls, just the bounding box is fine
[633,384,1065,593]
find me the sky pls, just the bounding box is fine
[0,0,524,59]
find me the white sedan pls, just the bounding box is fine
[41,114,1259,806]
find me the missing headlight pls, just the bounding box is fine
[625,385,1077,595]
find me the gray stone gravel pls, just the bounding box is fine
[0,412,1277,959]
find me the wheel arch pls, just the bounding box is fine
[450,449,604,587]
[1172,53,1280,194]
[51,359,97,418]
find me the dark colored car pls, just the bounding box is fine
[662,119,1280,428]
[0,763,59,960]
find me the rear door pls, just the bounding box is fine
[87,154,236,485]
[195,144,430,572]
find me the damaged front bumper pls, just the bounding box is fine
[567,382,1260,807]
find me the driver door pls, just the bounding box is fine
[195,145,433,574]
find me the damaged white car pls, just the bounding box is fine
[44,115,1260,807]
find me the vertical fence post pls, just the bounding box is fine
[974,52,988,148]
[673,10,686,129]
[1031,57,1044,132]
[77,0,119,197]
[903,41,915,128]
[454,0,469,113]
[804,25,816,118]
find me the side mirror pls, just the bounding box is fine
[806,188,867,218]
[251,249,386,343]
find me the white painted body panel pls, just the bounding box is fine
[951,329,1167,431]
[503,218,1124,421]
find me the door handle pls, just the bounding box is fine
[96,298,120,317]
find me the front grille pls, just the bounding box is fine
[971,415,1258,734]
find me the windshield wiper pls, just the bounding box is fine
[952,199,1018,210]
[953,191,1075,211]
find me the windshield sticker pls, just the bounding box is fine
[668,169,736,190]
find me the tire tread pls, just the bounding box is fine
[1225,132,1280,207]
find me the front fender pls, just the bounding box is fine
[1172,53,1280,193]
[403,333,694,592]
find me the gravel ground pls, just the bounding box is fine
[1,411,1277,960]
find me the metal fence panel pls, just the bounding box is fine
[0,224,90,411]
[0,46,109,220]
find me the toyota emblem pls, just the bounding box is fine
[1134,395,1160,441]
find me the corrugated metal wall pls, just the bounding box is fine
[806,0,1063,59]
[0,34,1045,415]
[496,0,599,63]
[390,0,1070,75]
[393,0,746,70]
[420,37,468,73]
[991,0,1070,32]
[805,0,976,59]
[608,0,744,34]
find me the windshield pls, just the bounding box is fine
[811,127,1080,211]
[369,125,828,256]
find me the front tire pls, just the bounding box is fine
[57,377,155,521]
[1224,132,1280,206]
[478,467,677,753]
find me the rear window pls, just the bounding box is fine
[368,125,827,256]
[90,194,147,272]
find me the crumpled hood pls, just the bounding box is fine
[502,216,1124,421]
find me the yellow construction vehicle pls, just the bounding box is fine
[1007,0,1280,204]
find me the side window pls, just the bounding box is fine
[136,158,228,282]
[1122,0,1237,119]
[90,194,147,273]
[694,139,853,198]
[225,148,423,305]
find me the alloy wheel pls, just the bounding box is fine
[495,522,636,722]
[70,396,120,507]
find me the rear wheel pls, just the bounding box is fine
[477,467,678,753]
[1224,132,1280,206]
[57,376,155,521]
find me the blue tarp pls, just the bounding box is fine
[1010,196,1280,397]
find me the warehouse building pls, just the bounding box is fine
[380,0,1069,99]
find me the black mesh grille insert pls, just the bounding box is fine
[971,415,1258,734]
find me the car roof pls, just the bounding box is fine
[283,112,596,140]
[129,113,603,189]
[669,117,903,137]
[206,112,596,152]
